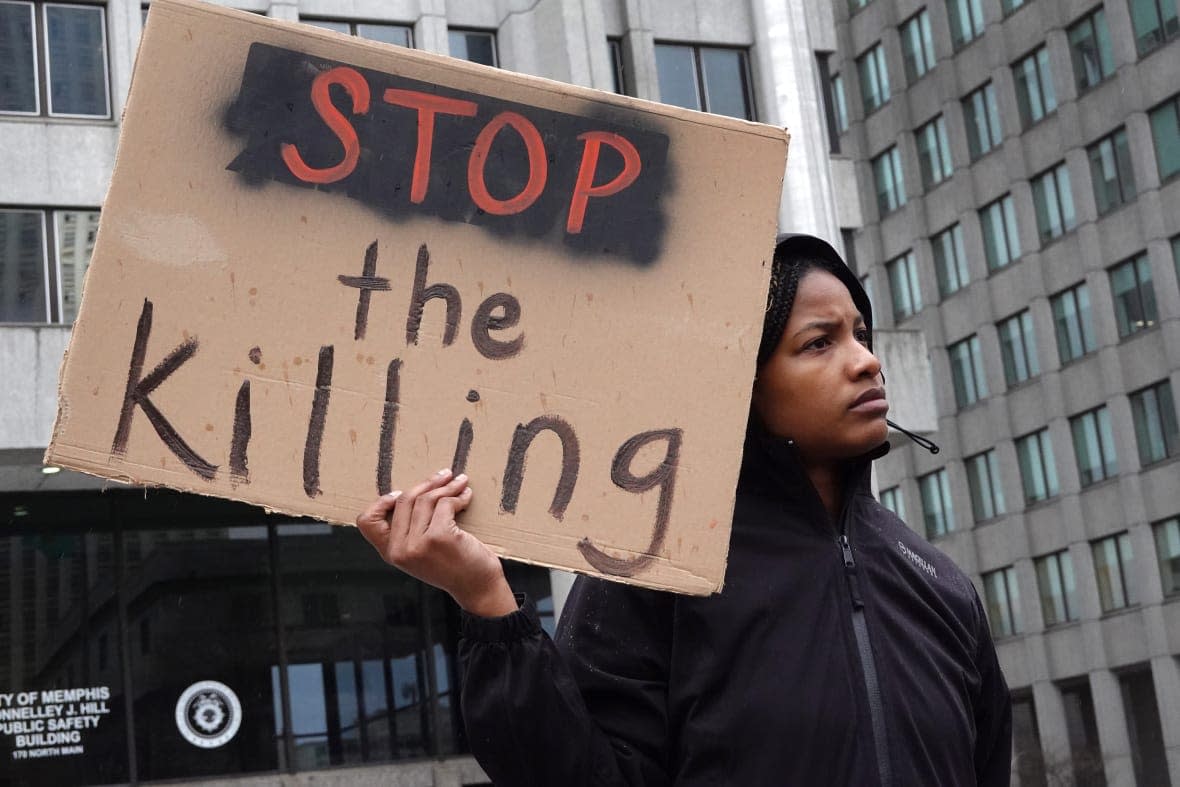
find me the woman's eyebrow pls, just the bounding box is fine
[791,319,839,339]
[791,313,865,339]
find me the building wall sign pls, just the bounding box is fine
[175,680,242,749]
[1,687,112,761]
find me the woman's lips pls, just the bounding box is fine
[850,388,888,414]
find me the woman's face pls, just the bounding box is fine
[752,269,888,465]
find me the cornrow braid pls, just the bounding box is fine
[756,248,853,367]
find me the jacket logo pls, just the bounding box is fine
[898,541,937,578]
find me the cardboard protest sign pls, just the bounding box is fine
[46,0,788,595]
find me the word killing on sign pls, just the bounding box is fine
[112,240,683,578]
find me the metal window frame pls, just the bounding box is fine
[42,1,111,119]
[448,27,498,68]
[0,206,52,322]
[0,0,41,116]
[300,17,415,47]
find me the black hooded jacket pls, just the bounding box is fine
[458,426,1012,786]
[457,235,1011,785]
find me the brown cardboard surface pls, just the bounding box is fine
[46,0,788,595]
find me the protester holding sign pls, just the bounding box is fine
[356,234,1012,786]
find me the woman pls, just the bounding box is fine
[356,234,1012,786]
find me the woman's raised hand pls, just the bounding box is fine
[355,469,518,618]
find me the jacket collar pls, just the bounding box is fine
[736,413,889,532]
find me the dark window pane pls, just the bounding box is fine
[1119,669,1169,787]
[128,525,279,780]
[0,529,130,786]
[45,4,109,117]
[0,210,48,322]
[0,1,38,113]
[1060,680,1107,786]
[655,44,700,111]
[356,24,412,47]
[448,30,496,67]
[276,523,466,765]
[1012,694,1048,787]
[700,47,752,120]
[608,38,626,95]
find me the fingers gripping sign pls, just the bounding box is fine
[356,469,518,618]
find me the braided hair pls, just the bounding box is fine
[755,235,873,369]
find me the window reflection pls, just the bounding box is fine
[55,210,100,324]
[0,490,556,784]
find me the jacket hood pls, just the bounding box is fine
[772,233,874,350]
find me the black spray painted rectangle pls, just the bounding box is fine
[224,43,671,265]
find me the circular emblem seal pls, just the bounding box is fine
[175,680,242,748]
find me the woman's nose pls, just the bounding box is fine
[850,342,881,379]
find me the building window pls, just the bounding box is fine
[949,334,988,408]
[1013,46,1057,128]
[831,72,849,134]
[818,53,845,151]
[1088,127,1137,214]
[1148,94,1180,180]
[1128,0,1179,56]
[608,38,627,95]
[1017,429,1058,504]
[1070,405,1118,486]
[1031,162,1076,243]
[900,9,936,83]
[982,566,1022,637]
[919,469,956,538]
[1002,0,1029,15]
[1118,667,1171,786]
[0,207,100,323]
[947,0,985,50]
[655,43,754,120]
[1109,253,1158,338]
[1130,380,1179,465]
[0,1,110,118]
[449,28,497,66]
[963,82,1003,160]
[887,250,922,320]
[1012,693,1048,787]
[933,223,969,296]
[1092,532,1137,611]
[849,0,873,12]
[979,194,1020,271]
[880,486,906,519]
[1174,235,1180,284]
[1154,516,1180,596]
[1060,679,1105,785]
[916,114,954,188]
[1035,550,1078,625]
[857,42,890,114]
[1068,8,1115,92]
[1050,283,1097,364]
[966,449,1006,521]
[302,19,413,46]
[861,273,875,317]
[998,310,1040,386]
[872,147,907,215]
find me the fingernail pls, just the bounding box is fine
[438,468,451,476]
[385,490,402,499]
[456,473,468,483]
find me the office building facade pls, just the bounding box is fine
[0,0,909,783]
[829,0,1180,784]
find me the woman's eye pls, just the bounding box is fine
[855,329,870,344]
[806,337,831,351]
